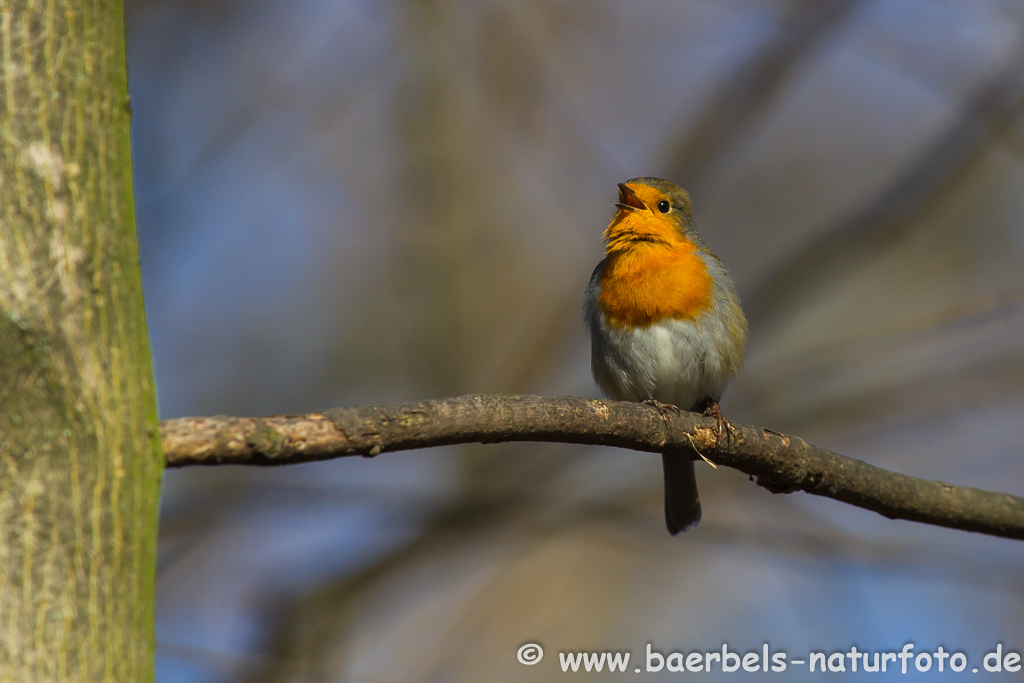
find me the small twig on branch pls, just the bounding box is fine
[160,394,1024,541]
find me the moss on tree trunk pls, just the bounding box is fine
[0,1,162,680]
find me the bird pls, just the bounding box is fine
[583,177,747,534]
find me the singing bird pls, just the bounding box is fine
[584,177,747,534]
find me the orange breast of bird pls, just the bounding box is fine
[597,215,713,330]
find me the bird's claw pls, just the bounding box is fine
[702,401,734,446]
[642,399,680,419]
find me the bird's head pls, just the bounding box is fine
[601,177,695,254]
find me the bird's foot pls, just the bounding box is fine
[642,399,680,420]
[701,400,733,446]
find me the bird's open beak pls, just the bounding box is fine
[616,183,648,212]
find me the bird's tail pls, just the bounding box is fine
[662,452,701,534]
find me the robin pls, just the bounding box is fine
[584,177,747,534]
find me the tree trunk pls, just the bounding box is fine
[0,1,161,681]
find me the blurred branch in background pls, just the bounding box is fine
[745,46,1024,330]
[663,0,865,190]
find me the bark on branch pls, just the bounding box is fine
[160,394,1024,541]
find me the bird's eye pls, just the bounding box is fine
[657,200,671,213]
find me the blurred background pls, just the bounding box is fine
[126,0,1024,680]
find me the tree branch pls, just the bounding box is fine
[160,394,1024,541]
